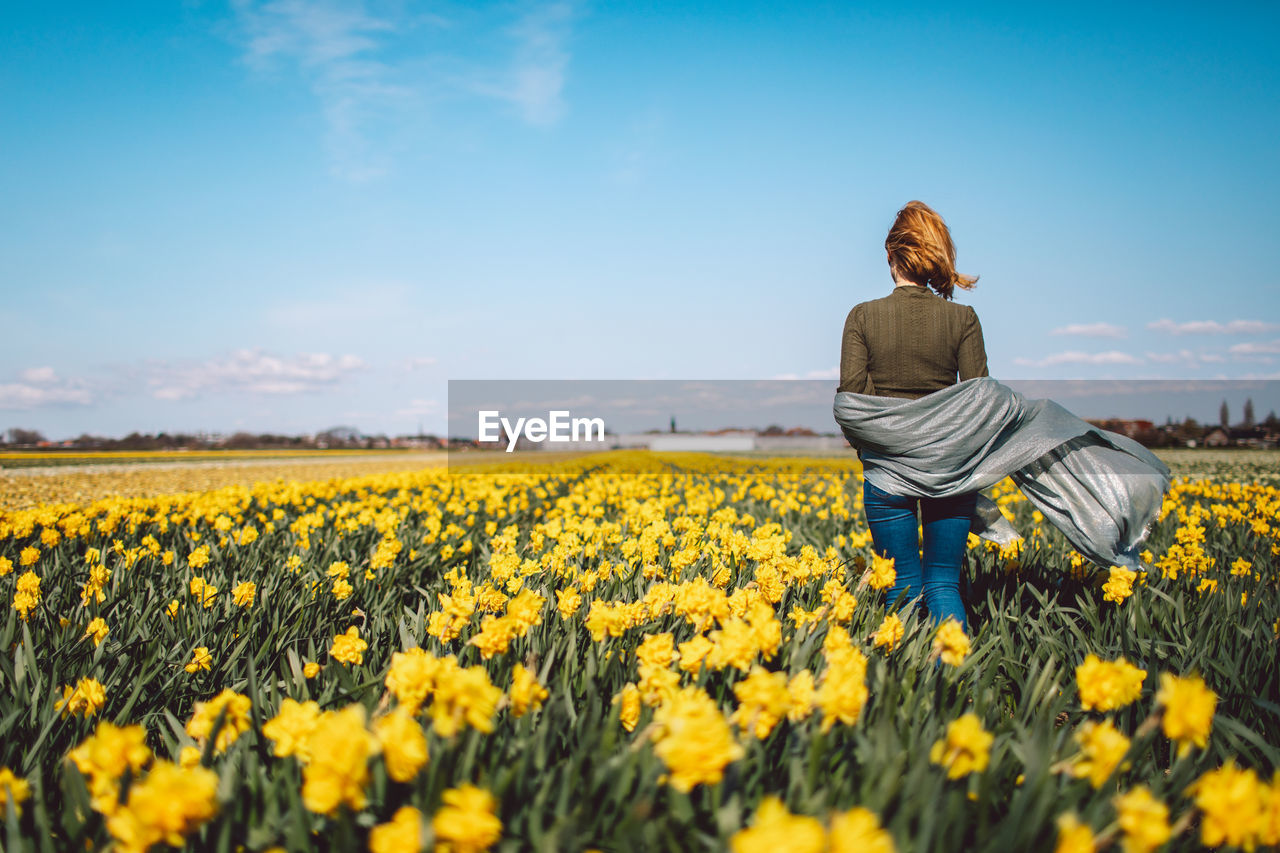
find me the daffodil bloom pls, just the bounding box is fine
[1155,672,1216,756]
[930,713,993,779]
[68,722,153,815]
[613,683,641,732]
[1075,654,1145,712]
[431,784,502,853]
[85,617,110,647]
[301,705,379,815]
[1066,720,1130,788]
[508,663,548,718]
[384,647,439,713]
[932,618,970,666]
[330,625,367,666]
[867,553,896,590]
[370,806,424,853]
[1102,566,1137,603]
[184,647,213,673]
[730,667,792,739]
[231,580,255,608]
[106,760,218,853]
[1187,760,1265,849]
[373,707,428,782]
[651,687,744,791]
[12,570,41,619]
[57,677,107,718]
[185,689,251,753]
[262,698,320,760]
[829,807,895,853]
[730,797,826,853]
[1113,786,1170,853]
[1053,813,1096,853]
[817,643,869,731]
[0,767,31,817]
[872,612,904,651]
[428,659,501,738]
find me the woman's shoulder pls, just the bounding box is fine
[844,295,889,330]
[848,293,896,314]
[940,298,980,320]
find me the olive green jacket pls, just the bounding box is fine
[838,285,988,398]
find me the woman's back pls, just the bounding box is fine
[845,200,987,632]
[839,284,987,399]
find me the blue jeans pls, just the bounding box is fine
[862,479,977,631]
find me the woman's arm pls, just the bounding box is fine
[839,305,875,394]
[958,305,988,381]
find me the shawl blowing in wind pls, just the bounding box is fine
[832,377,1171,568]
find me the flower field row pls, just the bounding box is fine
[0,452,1277,851]
[0,453,445,513]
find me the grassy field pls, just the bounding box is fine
[0,453,446,512]
[0,449,429,470]
[1152,449,1280,486]
[0,451,1276,851]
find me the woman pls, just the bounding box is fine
[839,201,986,630]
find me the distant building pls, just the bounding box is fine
[533,430,852,453]
[1086,418,1155,440]
[649,433,757,452]
[1203,428,1229,447]
[1227,427,1278,449]
[392,435,444,449]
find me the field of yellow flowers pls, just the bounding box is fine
[0,451,1277,852]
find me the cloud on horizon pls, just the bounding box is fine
[1050,322,1127,338]
[1013,350,1144,368]
[1147,318,1280,336]
[0,368,94,410]
[1228,339,1280,364]
[148,349,368,400]
[772,367,839,380]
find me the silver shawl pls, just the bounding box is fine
[832,377,1171,568]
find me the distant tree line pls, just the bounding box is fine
[5,400,1277,451]
[1085,397,1278,448]
[1,427,445,451]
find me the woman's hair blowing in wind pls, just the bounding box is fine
[884,201,978,300]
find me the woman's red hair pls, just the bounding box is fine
[885,201,978,300]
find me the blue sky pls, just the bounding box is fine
[3,1,1279,438]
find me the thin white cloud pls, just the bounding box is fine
[404,356,438,370]
[1050,322,1127,338]
[773,367,840,380]
[476,2,574,126]
[1229,339,1280,356]
[1147,318,1280,336]
[148,349,367,400]
[2,365,95,408]
[228,1,576,179]
[0,381,93,410]
[19,366,58,384]
[232,0,414,181]
[395,398,439,418]
[1144,350,1193,365]
[1013,351,1144,368]
[1142,349,1233,367]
